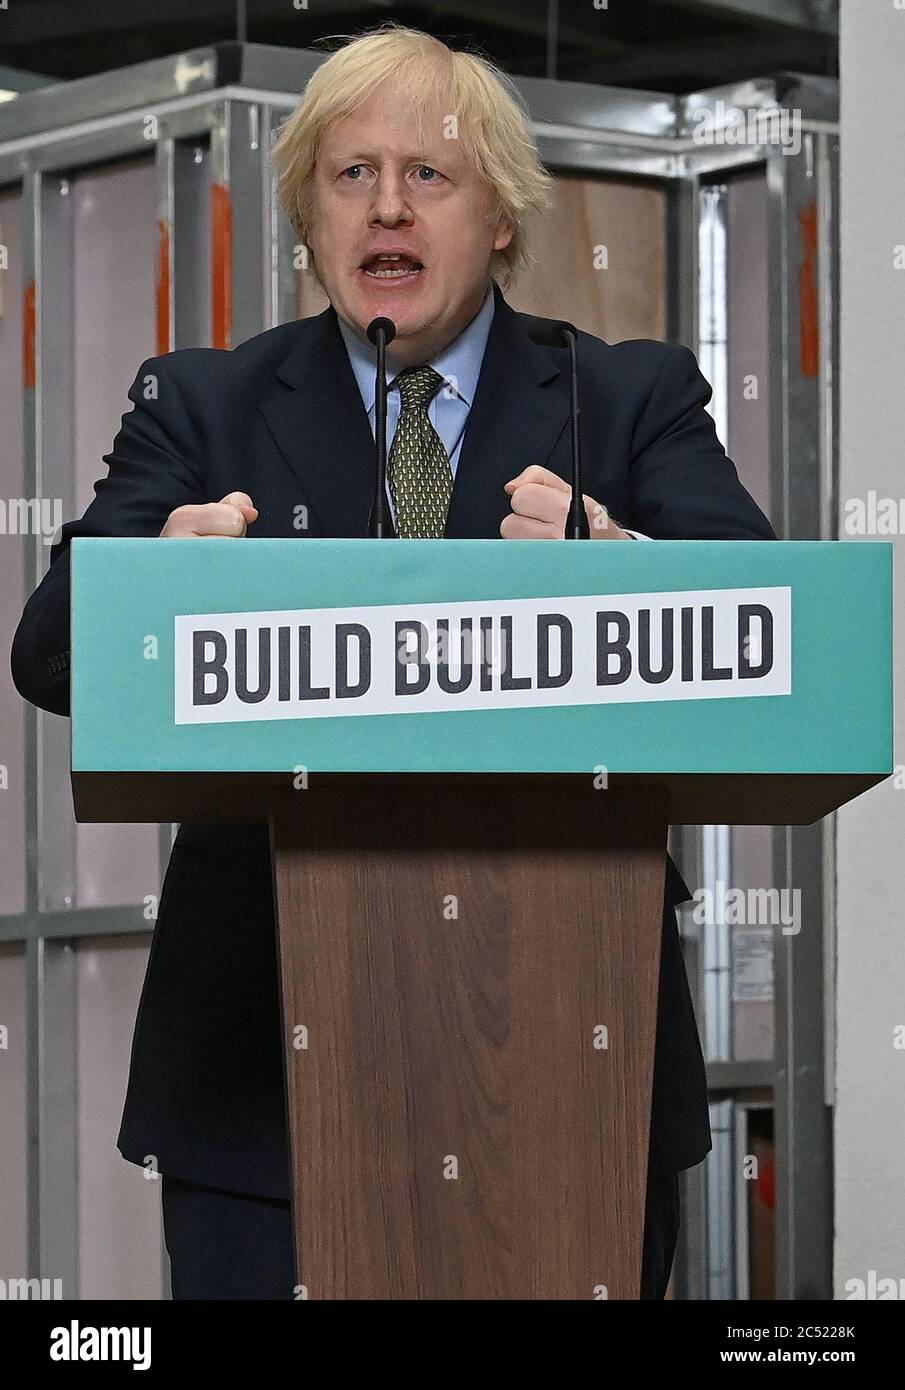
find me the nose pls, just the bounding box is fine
[368,168,413,227]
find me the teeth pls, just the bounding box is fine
[364,261,421,278]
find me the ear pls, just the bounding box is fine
[493,217,514,253]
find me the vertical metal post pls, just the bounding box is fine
[817,131,840,1121]
[667,169,711,1297]
[210,99,274,348]
[21,164,42,1289]
[22,168,80,1295]
[25,937,79,1295]
[767,131,833,1300]
[697,183,729,448]
[733,1101,751,1300]
[701,823,733,1062]
[707,1099,734,1299]
[668,175,700,350]
[696,181,733,1070]
[270,106,300,328]
[20,168,41,931]
[696,178,737,1288]
[32,173,76,917]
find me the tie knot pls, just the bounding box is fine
[392,364,445,411]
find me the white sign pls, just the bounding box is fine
[732,927,775,1003]
[173,586,791,725]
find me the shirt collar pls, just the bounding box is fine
[336,281,496,414]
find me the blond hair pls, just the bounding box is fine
[271,24,553,286]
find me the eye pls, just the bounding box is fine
[415,165,443,183]
[340,165,366,181]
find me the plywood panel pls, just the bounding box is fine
[508,173,667,343]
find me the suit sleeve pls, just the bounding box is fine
[10,356,208,717]
[628,344,777,541]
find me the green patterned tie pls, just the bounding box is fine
[387,365,454,539]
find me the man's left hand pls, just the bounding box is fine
[502,466,633,540]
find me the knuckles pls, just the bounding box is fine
[509,482,568,517]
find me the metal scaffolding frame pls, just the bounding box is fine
[0,42,839,1299]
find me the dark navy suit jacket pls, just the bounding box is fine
[11,281,776,1197]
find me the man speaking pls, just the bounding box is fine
[11,24,775,1299]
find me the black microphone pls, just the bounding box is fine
[527,317,588,539]
[366,316,397,537]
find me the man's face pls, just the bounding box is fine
[306,79,513,367]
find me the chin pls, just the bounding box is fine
[352,267,433,317]
[358,293,439,344]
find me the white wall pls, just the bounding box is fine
[836,0,905,1296]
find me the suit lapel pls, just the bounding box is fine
[445,283,570,538]
[260,284,570,540]
[260,304,381,537]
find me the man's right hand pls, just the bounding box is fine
[159,491,258,538]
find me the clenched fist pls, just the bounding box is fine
[501,466,632,540]
[159,491,258,538]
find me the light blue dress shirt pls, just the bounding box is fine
[337,283,495,501]
[336,283,649,537]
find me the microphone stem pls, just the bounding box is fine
[369,329,390,537]
[565,330,587,539]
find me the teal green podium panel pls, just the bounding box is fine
[69,538,892,823]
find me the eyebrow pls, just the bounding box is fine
[324,150,450,166]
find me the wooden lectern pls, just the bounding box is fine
[70,536,892,1298]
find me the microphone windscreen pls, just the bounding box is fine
[367,317,397,346]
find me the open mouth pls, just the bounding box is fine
[360,253,425,280]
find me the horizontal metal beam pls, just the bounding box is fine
[0,44,328,145]
[706,1060,774,1092]
[0,64,54,92]
[659,0,838,37]
[0,38,839,157]
[0,905,155,943]
[0,79,835,192]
